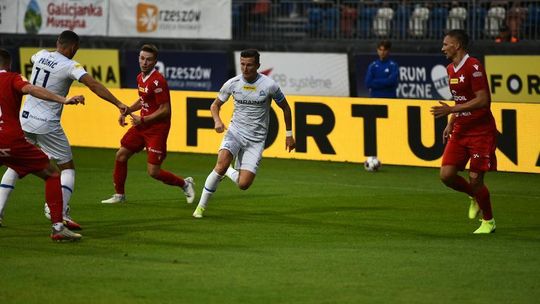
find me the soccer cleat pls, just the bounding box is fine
[63,217,82,231]
[468,196,481,219]
[192,206,205,218]
[101,194,126,204]
[183,177,195,204]
[50,226,82,242]
[473,218,496,234]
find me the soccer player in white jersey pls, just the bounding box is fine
[193,49,296,218]
[0,30,129,229]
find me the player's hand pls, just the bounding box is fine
[118,103,131,115]
[129,113,142,126]
[442,124,453,144]
[65,95,85,105]
[430,101,453,118]
[214,121,225,133]
[118,114,128,127]
[286,136,296,152]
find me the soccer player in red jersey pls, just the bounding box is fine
[0,48,83,241]
[431,29,497,234]
[101,44,195,204]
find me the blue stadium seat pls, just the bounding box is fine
[468,6,486,39]
[357,6,377,38]
[306,7,323,37]
[429,7,448,39]
[395,5,412,39]
[323,7,340,38]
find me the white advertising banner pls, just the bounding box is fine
[17,0,108,35]
[235,52,350,97]
[0,0,18,33]
[109,0,231,39]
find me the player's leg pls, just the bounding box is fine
[193,149,234,218]
[469,135,497,234]
[145,132,195,203]
[102,128,142,203]
[234,139,264,190]
[33,165,81,241]
[0,168,19,223]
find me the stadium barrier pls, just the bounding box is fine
[61,87,540,173]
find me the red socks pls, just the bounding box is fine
[475,185,493,220]
[155,169,185,187]
[113,160,128,194]
[449,175,473,197]
[45,175,63,223]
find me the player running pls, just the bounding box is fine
[431,29,497,234]
[0,48,84,241]
[192,49,295,218]
[101,44,195,205]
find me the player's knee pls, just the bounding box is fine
[238,180,253,190]
[147,169,160,179]
[439,171,455,185]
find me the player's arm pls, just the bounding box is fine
[130,102,170,126]
[22,84,84,105]
[210,98,226,133]
[431,89,489,118]
[276,98,296,152]
[79,74,129,113]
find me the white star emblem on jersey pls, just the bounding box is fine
[473,64,479,70]
[144,86,148,93]
[459,74,465,83]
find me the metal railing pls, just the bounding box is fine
[232,0,540,42]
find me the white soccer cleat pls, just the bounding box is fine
[50,226,82,242]
[193,206,205,218]
[183,177,195,204]
[101,194,126,204]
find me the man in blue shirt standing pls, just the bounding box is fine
[365,40,399,98]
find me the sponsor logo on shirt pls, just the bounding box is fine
[472,71,483,78]
[455,111,472,117]
[243,85,256,91]
[450,78,459,84]
[236,99,266,105]
[154,88,163,93]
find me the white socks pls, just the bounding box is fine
[225,167,239,185]
[60,169,75,216]
[0,168,19,217]
[197,170,223,209]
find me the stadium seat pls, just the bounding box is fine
[446,5,467,31]
[484,5,506,38]
[373,7,394,37]
[409,6,430,38]
[306,6,324,37]
[429,6,448,39]
[357,6,377,38]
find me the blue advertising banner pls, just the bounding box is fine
[355,54,453,100]
[122,50,228,91]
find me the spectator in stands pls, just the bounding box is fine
[506,1,527,41]
[365,40,399,98]
[495,25,518,43]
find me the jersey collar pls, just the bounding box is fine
[453,54,470,73]
[141,68,157,83]
[242,73,260,84]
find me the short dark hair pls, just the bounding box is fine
[240,49,260,64]
[0,48,11,69]
[446,29,469,50]
[58,30,80,47]
[141,44,159,59]
[377,40,392,49]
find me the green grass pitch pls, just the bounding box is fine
[1,147,539,303]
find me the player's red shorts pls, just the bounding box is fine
[0,137,49,177]
[442,133,497,172]
[120,126,169,165]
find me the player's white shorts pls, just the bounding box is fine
[24,128,73,165]
[219,130,264,174]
